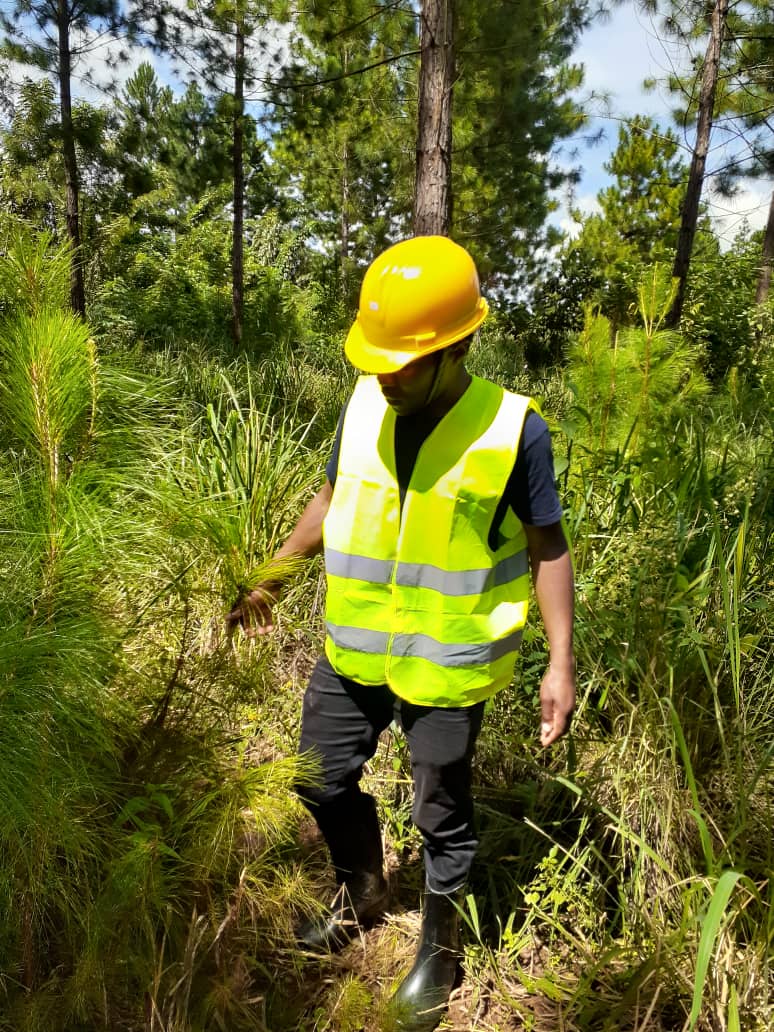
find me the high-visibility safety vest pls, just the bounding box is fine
[322,374,537,707]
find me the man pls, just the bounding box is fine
[227,236,575,1031]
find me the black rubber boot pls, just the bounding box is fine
[296,871,389,952]
[296,793,388,953]
[388,890,462,1031]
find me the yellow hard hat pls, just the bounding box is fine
[345,236,488,373]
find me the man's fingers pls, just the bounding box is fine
[225,606,244,636]
[540,708,571,747]
[226,600,275,637]
[226,585,280,641]
[539,666,575,749]
[539,694,555,746]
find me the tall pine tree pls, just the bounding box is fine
[646,0,773,312]
[567,116,690,326]
[150,0,278,347]
[269,0,417,296]
[270,0,591,298]
[451,0,589,293]
[1,0,141,314]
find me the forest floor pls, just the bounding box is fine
[269,821,670,1032]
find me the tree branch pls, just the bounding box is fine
[277,47,421,91]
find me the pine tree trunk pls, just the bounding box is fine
[57,0,86,317]
[668,0,729,327]
[231,14,245,349]
[755,188,774,305]
[341,137,350,297]
[413,0,454,236]
[340,45,350,297]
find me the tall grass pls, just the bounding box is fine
[0,233,322,1031]
[1,234,771,1030]
[465,269,773,1031]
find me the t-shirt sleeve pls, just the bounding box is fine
[507,409,563,526]
[326,401,349,487]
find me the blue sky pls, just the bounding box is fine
[563,4,771,247]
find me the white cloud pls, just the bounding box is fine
[552,5,773,248]
[144,7,294,103]
[706,178,772,249]
[4,57,48,89]
[553,172,772,253]
[70,33,162,102]
[578,6,688,123]
[557,193,601,241]
[2,29,163,105]
[3,7,293,109]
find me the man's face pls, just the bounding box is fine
[376,351,445,416]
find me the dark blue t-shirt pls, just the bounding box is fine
[326,396,563,529]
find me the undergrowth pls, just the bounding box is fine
[0,240,771,1030]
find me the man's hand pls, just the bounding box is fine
[224,479,333,640]
[539,659,576,747]
[226,584,279,638]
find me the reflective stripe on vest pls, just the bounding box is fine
[326,622,524,667]
[322,374,536,707]
[324,548,530,596]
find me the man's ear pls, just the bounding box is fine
[449,336,472,362]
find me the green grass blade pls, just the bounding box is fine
[689,869,742,1031]
[666,699,716,874]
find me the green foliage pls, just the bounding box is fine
[269,0,416,290]
[313,974,373,1032]
[681,225,762,380]
[92,196,233,349]
[0,235,150,1007]
[466,267,772,1029]
[567,265,708,456]
[167,366,322,601]
[104,64,270,221]
[91,205,320,359]
[453,0,590,291]
[0,3,771,1021]
[0,224,771,1029]
[0,78,61,226]
[518,247,602,368]
[565,116,689,326]
[269,0,592,294]
[0,79,110,233]
[598,116,685,253]
[0,309,96,474]
[564,293,772,1023]
[0,228,320,1030]
[0,227,70,315]
[657,0,773,188]
[467,308,530,390]
[688,870,745,1031]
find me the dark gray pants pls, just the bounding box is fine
[297,655,485,894]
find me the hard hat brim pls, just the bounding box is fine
[344,300,489,374]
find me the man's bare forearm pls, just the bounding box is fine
[524,521,575,746]
[273,479,333,565]
[524,521,574,662]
